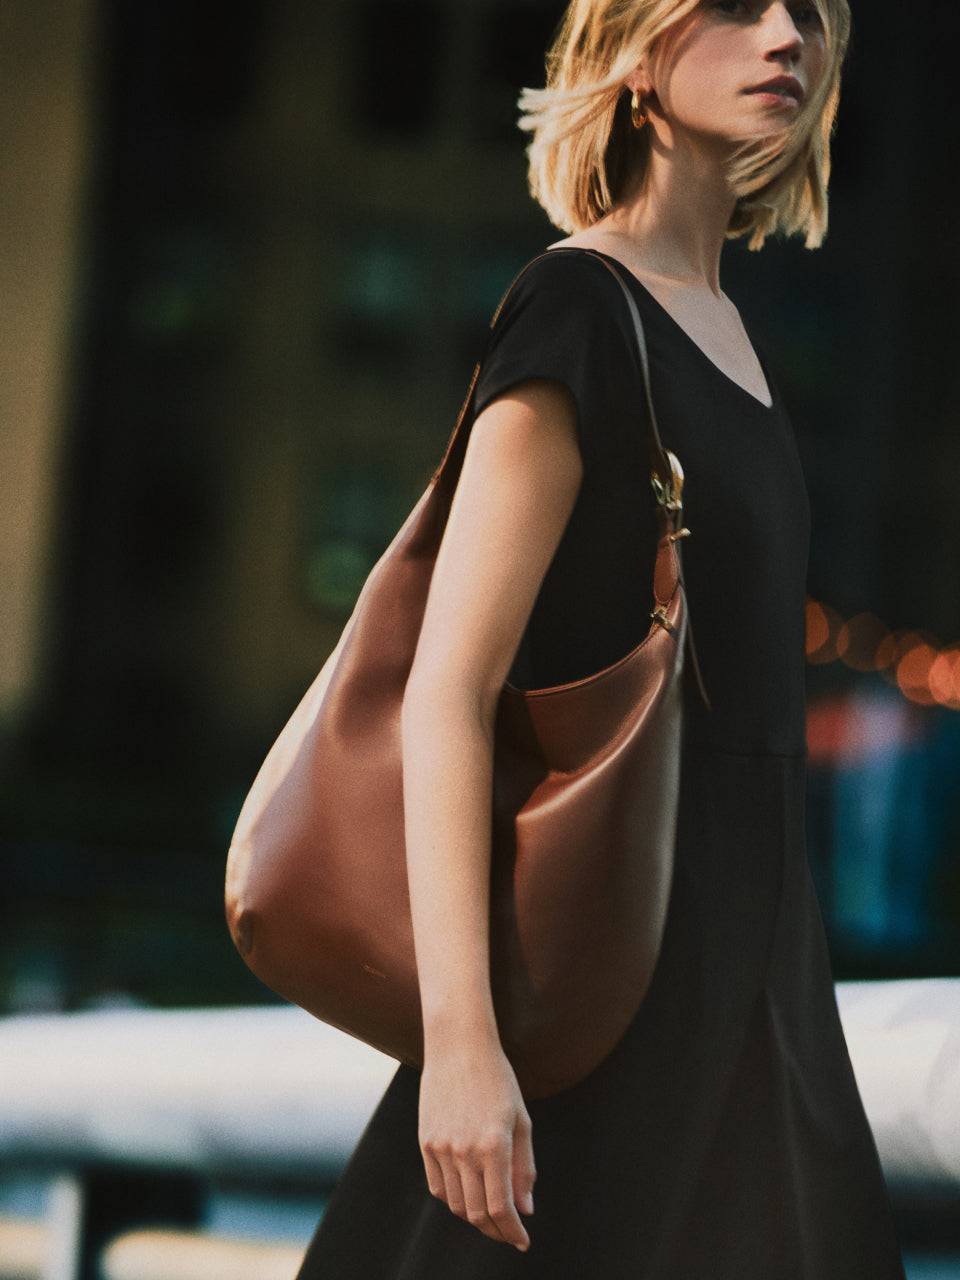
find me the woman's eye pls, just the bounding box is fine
[791,6,824,29]
[711,0,823,25]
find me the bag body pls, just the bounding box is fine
[225,254,693,1099]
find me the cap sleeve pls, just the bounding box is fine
[470,249,657,690]
[474,250,645,468]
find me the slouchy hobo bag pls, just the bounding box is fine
[224,252,704,1099]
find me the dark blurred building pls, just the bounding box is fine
[1,0,958,1010]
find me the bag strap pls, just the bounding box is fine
[577,250,673,488]
[576,250,710,710]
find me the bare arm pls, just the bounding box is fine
[401,379,581,1251]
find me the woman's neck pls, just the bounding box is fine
[582,135,739,297]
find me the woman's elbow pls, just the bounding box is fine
[401,661,500,750]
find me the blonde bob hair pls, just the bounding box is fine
[519,0,851,249]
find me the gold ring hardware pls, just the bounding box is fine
[650,450,686,511]
[669,528,691,542]
[650,607,677,635]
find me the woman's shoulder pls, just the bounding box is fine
[507,245,623,294]
[474,247,642,430]
[494,247,633,332]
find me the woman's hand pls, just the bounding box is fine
[419,1040,536,1251]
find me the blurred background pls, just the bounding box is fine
[1,0,959,1271]
[2,0,958,1021]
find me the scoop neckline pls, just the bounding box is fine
[546,245,778,413]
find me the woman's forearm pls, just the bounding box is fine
[402,673,538,1254]
[402,677,501,1057]
[399,381,580,1066]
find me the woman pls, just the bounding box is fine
[297,0,907,1275]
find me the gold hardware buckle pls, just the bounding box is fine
[650,450,685,511]
[650,607,677,635]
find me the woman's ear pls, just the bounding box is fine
[623,66,653,97]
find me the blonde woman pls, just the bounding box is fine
[297,1,906,1275]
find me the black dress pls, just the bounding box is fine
[295,249,906,1279]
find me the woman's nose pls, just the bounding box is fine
[763,1,804,59]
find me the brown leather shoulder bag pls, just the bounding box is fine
[225,250,702,1099]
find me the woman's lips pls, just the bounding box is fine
[746,76,804,105]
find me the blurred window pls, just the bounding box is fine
[350,2,447,140]
[330,226,432,372]
[472,3,560,143]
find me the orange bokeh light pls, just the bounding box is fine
[805,598,829,655]
[929,648,960,710]
[876,630,922,682]
[805,598,843,664]
[896,643,938,705]
[805,598,960,714]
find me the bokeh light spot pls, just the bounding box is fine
[805,598,960,714]
[876,630,922,681]
[929,648,960,710]
[896,643,938,705]
[806,598,843,664]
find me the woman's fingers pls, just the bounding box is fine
[425,1139,531,1250]
[512,1109,537,1217]
[422,1147,447,1204]
[479,1145,531,1250]
[462,1162,529,1250]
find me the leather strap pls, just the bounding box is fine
[576,251,709,709]
[578,250,673,489]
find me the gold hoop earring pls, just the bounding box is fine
[630,90,648,130]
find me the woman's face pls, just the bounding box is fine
[644,0,828,146]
